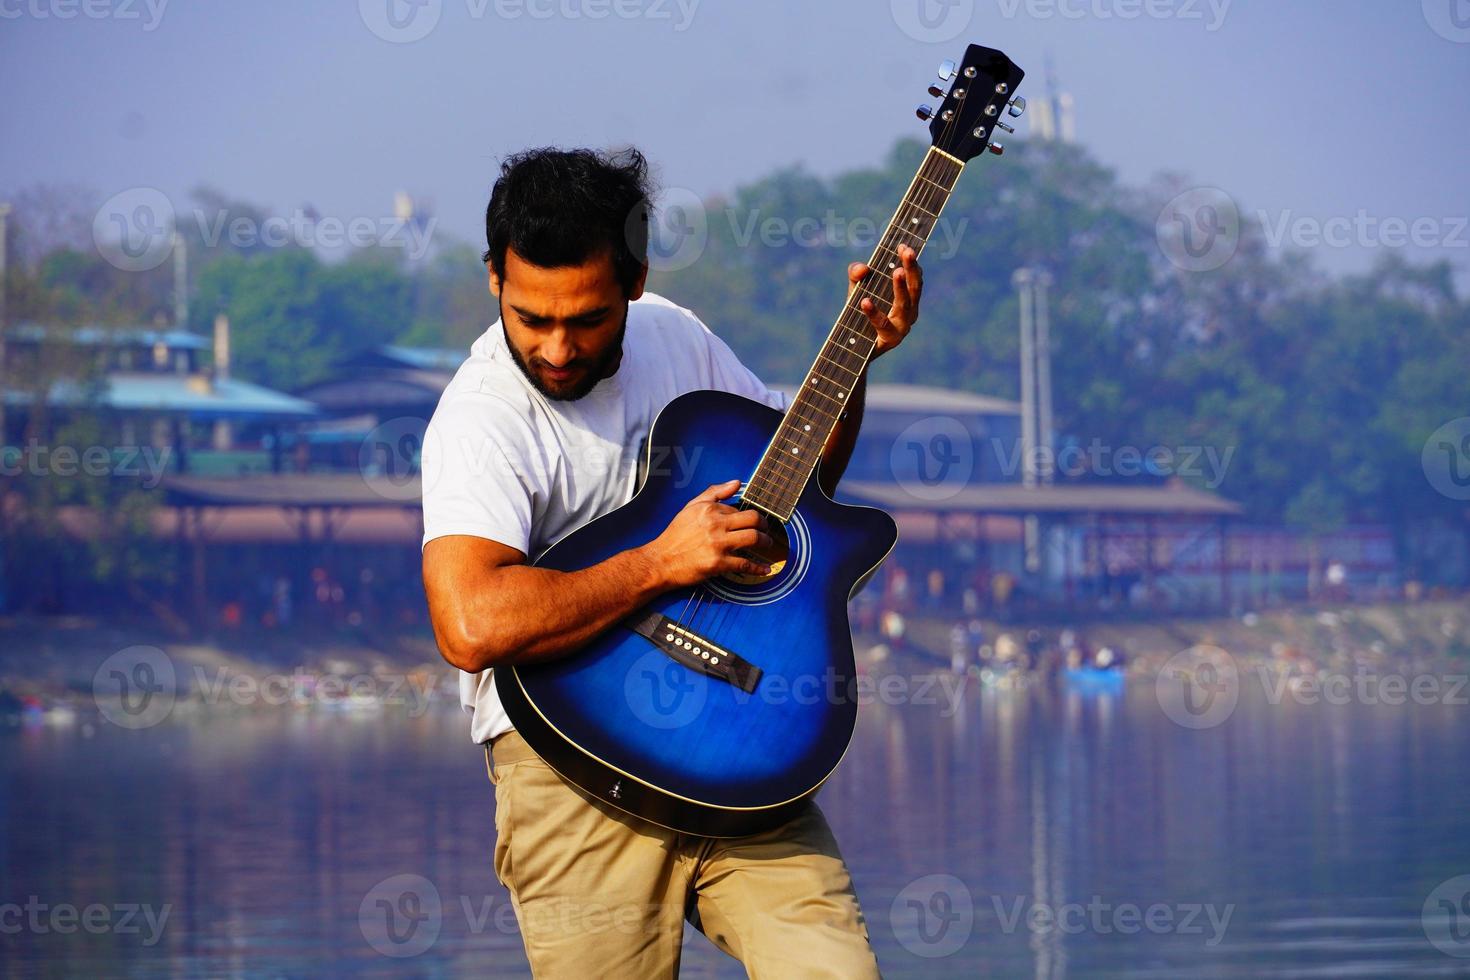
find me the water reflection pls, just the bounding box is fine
[3,671,1468,977]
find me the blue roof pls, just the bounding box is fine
[8,322,211,350]
[4,372,317,419]
[378,345,464,371]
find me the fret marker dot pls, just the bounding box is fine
[803,424,811,431]
[848,337,856,344]
[792,447,800,454]
[838,392,845,400]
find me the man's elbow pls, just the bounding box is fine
[434,616,512,674]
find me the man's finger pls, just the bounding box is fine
[696,479,742,503]
[861,296,888,332]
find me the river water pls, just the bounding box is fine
[4,666,1470,978]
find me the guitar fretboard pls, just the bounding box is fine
[742,147,964,521]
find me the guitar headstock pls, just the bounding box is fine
[917,43,1026,163]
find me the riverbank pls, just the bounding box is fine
[882,597,1470,686]
[2,598,1467,724]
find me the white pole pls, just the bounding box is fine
[0,203,10,443]
[173,231,188,328]
[1014,268,1041,573]
[1035,269,1054,485]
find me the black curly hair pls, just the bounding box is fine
[482,146,651,297]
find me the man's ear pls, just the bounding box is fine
[487,262,502,298]
[627,262,649,302]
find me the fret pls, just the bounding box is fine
[850,284,891,309]
[813,351,863,379]
[747,146,964,520]
[817,351,865,380]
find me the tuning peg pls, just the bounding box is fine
[937,59,956,81]
[916,104,934,121]
[987,142,1005,156]
[995,120,1014,134]
[1008,96,1027,117]
[927,84,945,99]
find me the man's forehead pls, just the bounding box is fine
[501,248,620,318]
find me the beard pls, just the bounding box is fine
[500,302,628,402]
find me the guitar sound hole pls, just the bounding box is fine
[723,513,790,586]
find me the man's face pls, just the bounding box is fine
[489,247,646,401]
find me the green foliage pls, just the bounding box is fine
[645,140,1469,533]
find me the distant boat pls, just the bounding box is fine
[1063,665,1126,693]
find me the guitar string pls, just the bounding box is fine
[668,98,976,643]
[682,152,960,638]
[674,151,961,641]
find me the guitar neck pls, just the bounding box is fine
[742,146,965,521]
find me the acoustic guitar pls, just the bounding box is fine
[499,42,1025,836]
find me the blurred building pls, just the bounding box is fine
[0,320,317,474]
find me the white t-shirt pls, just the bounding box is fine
[420,291,790,743]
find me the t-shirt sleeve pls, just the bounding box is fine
[420,392,548,555]
[692,314,790,413]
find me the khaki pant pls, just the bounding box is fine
[486,730,881,978]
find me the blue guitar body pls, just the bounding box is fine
[498,389,897,836]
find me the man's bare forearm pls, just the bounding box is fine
[445,546,667,672]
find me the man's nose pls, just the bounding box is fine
[542,329,576,367]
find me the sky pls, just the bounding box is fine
[2,0,1468,279]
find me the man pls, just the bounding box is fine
[421,146,921,977]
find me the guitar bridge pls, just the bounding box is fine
[622,610,764,694]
